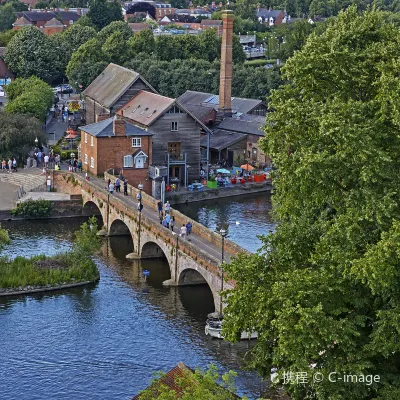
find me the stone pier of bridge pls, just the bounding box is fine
[53,171,248,312]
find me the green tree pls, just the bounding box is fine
[0,4,16,32]
[5,76,53,121]
[198,29,219,62]
[62,23,97,53]
[74,15,97,29]
[309,0,332,17]
[97,20,132,43]
[8,0,28,11]
[87,0,123,30]
[137,365,247,400]
[102,30,131,64]
[4,26,59,81]
[0,28,16,46]
[0,112,47,159]
[66,38,107,88]
[233,0,257,20]
[128,28,155,55]
[223,7,400,400]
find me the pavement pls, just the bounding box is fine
[0,181,18,211]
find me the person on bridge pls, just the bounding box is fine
[170,216,175,232]
[115,177,121,193]
[180,224,187,240]
[157,200,163,216]
[165,213,171,228]
[186,221,192,237]
[109,181,114,194]
[123,179,128,195]
[165,201,171,214]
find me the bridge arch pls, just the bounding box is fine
[141,241,168,259]
[109,218,133,236]
[82,200,104,226]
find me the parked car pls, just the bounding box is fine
[53,84,73,94]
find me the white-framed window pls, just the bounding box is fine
[132,138,141,147]
[159,9,161,16]
[90,136,94,147]
[84,132,87,143]
[84,154,88,164]
[171,121,178,131]
[90,157,94,168]
[124,155,133,168]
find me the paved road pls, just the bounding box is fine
[77,173,232,263]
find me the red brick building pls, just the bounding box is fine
[80,115,153,193]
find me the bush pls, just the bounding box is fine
[60,150,76,160]
[245,59,267,67]
[11,199,52,217]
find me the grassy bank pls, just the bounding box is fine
[0,253,99,289]
[0,217,100,290]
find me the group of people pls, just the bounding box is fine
[108,177,129,196]
[1,158,17,173]
[157,200,192,239]
[68,158,82,173]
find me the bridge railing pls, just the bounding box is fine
[104,172,248,257]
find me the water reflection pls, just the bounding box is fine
[0,212,270,399]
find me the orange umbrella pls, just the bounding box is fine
[240,164,254,171]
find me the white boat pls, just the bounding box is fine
[204,313,258,340]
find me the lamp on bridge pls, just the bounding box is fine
[34,136,38,146]
[219,228,227,314]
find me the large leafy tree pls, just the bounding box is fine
[0,4,16,32]
[223,7,400,400]
[0,112,47,159]
[4,26,59,81]
[62,23,97,53]
[128,28,155,55]
[87,0,123,30]
[97,20,132,43]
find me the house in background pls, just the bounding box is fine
[83,63,157,125]
[80,115,153,192]
[256,8,287,26]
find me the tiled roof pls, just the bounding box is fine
[83,63,140,109]
[257,8,284,18]
[177,90,264,115]
[201,129,247,151]
[13,16,31,26]
[116,90,175,127]
[80,117,152,137]
[132,362,240,399]
[218,115,266,136]
[44,17,64,27]
[128,22,150,32]
[184,104,215,124]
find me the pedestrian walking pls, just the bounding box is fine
[180,224,187,240]
[115,177,121,193]
[165,213,171,228]
[107,178,111,190]
[123,179,128,195]
[157,200,163,216]
[162,216,168,228]
[170,216,175,232]
[165,200,171,214]
[109,181,114,194]
[159,212,163,224]
[73,158,78,172]
[8,158,12,173]
[137,201,143,212]
[186,221,192,241]
[44,154,49,168]
[12,158,17,172]
[1,159,6,172]
[77,159,82,172]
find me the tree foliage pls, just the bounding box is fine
[0,112,47,159]
[97,20,132,43]
[223,7,400,400]
[5,76,53,121]
[137,365,247,400]
[4,26,58,81]
[62,23,97,53]
[87,0,123,30]
[0,4,16,32]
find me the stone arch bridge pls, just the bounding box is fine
[53,172,247,312]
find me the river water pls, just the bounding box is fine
[0,193,275,400]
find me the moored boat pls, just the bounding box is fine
[204,313,258,340]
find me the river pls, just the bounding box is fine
[0,194,275,400]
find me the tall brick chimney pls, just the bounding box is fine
[113,114,125,136]
[218,10,234,117]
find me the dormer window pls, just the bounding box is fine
[140,107,149,115]
[147,110,157,118]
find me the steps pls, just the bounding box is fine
[0,170,46,195]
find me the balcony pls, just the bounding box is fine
[165,152,187,165]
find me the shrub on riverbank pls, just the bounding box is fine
[0,217,100,290]
[11,199,52,217]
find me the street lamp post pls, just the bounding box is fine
[219,228,227,314]
[137,183,144,255]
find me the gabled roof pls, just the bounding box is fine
[177,90,264,115]
[133,149,148,159]
[83,63,156,109]
[200,129,247,151]
[257,8,284,18]
[44,18,64,27]
[15,11,56,22]
[218,115,266,136]
[129,22,151,32]
[116,90,175,127]
[80,117,152,137]
[13,16,31,26]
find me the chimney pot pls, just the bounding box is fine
[113,114,125,136]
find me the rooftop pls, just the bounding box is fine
[116,90,175,127]
[80,117,152,137]
[218,114,266,136]
[200,129,246,151]
[83,63,142,109]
